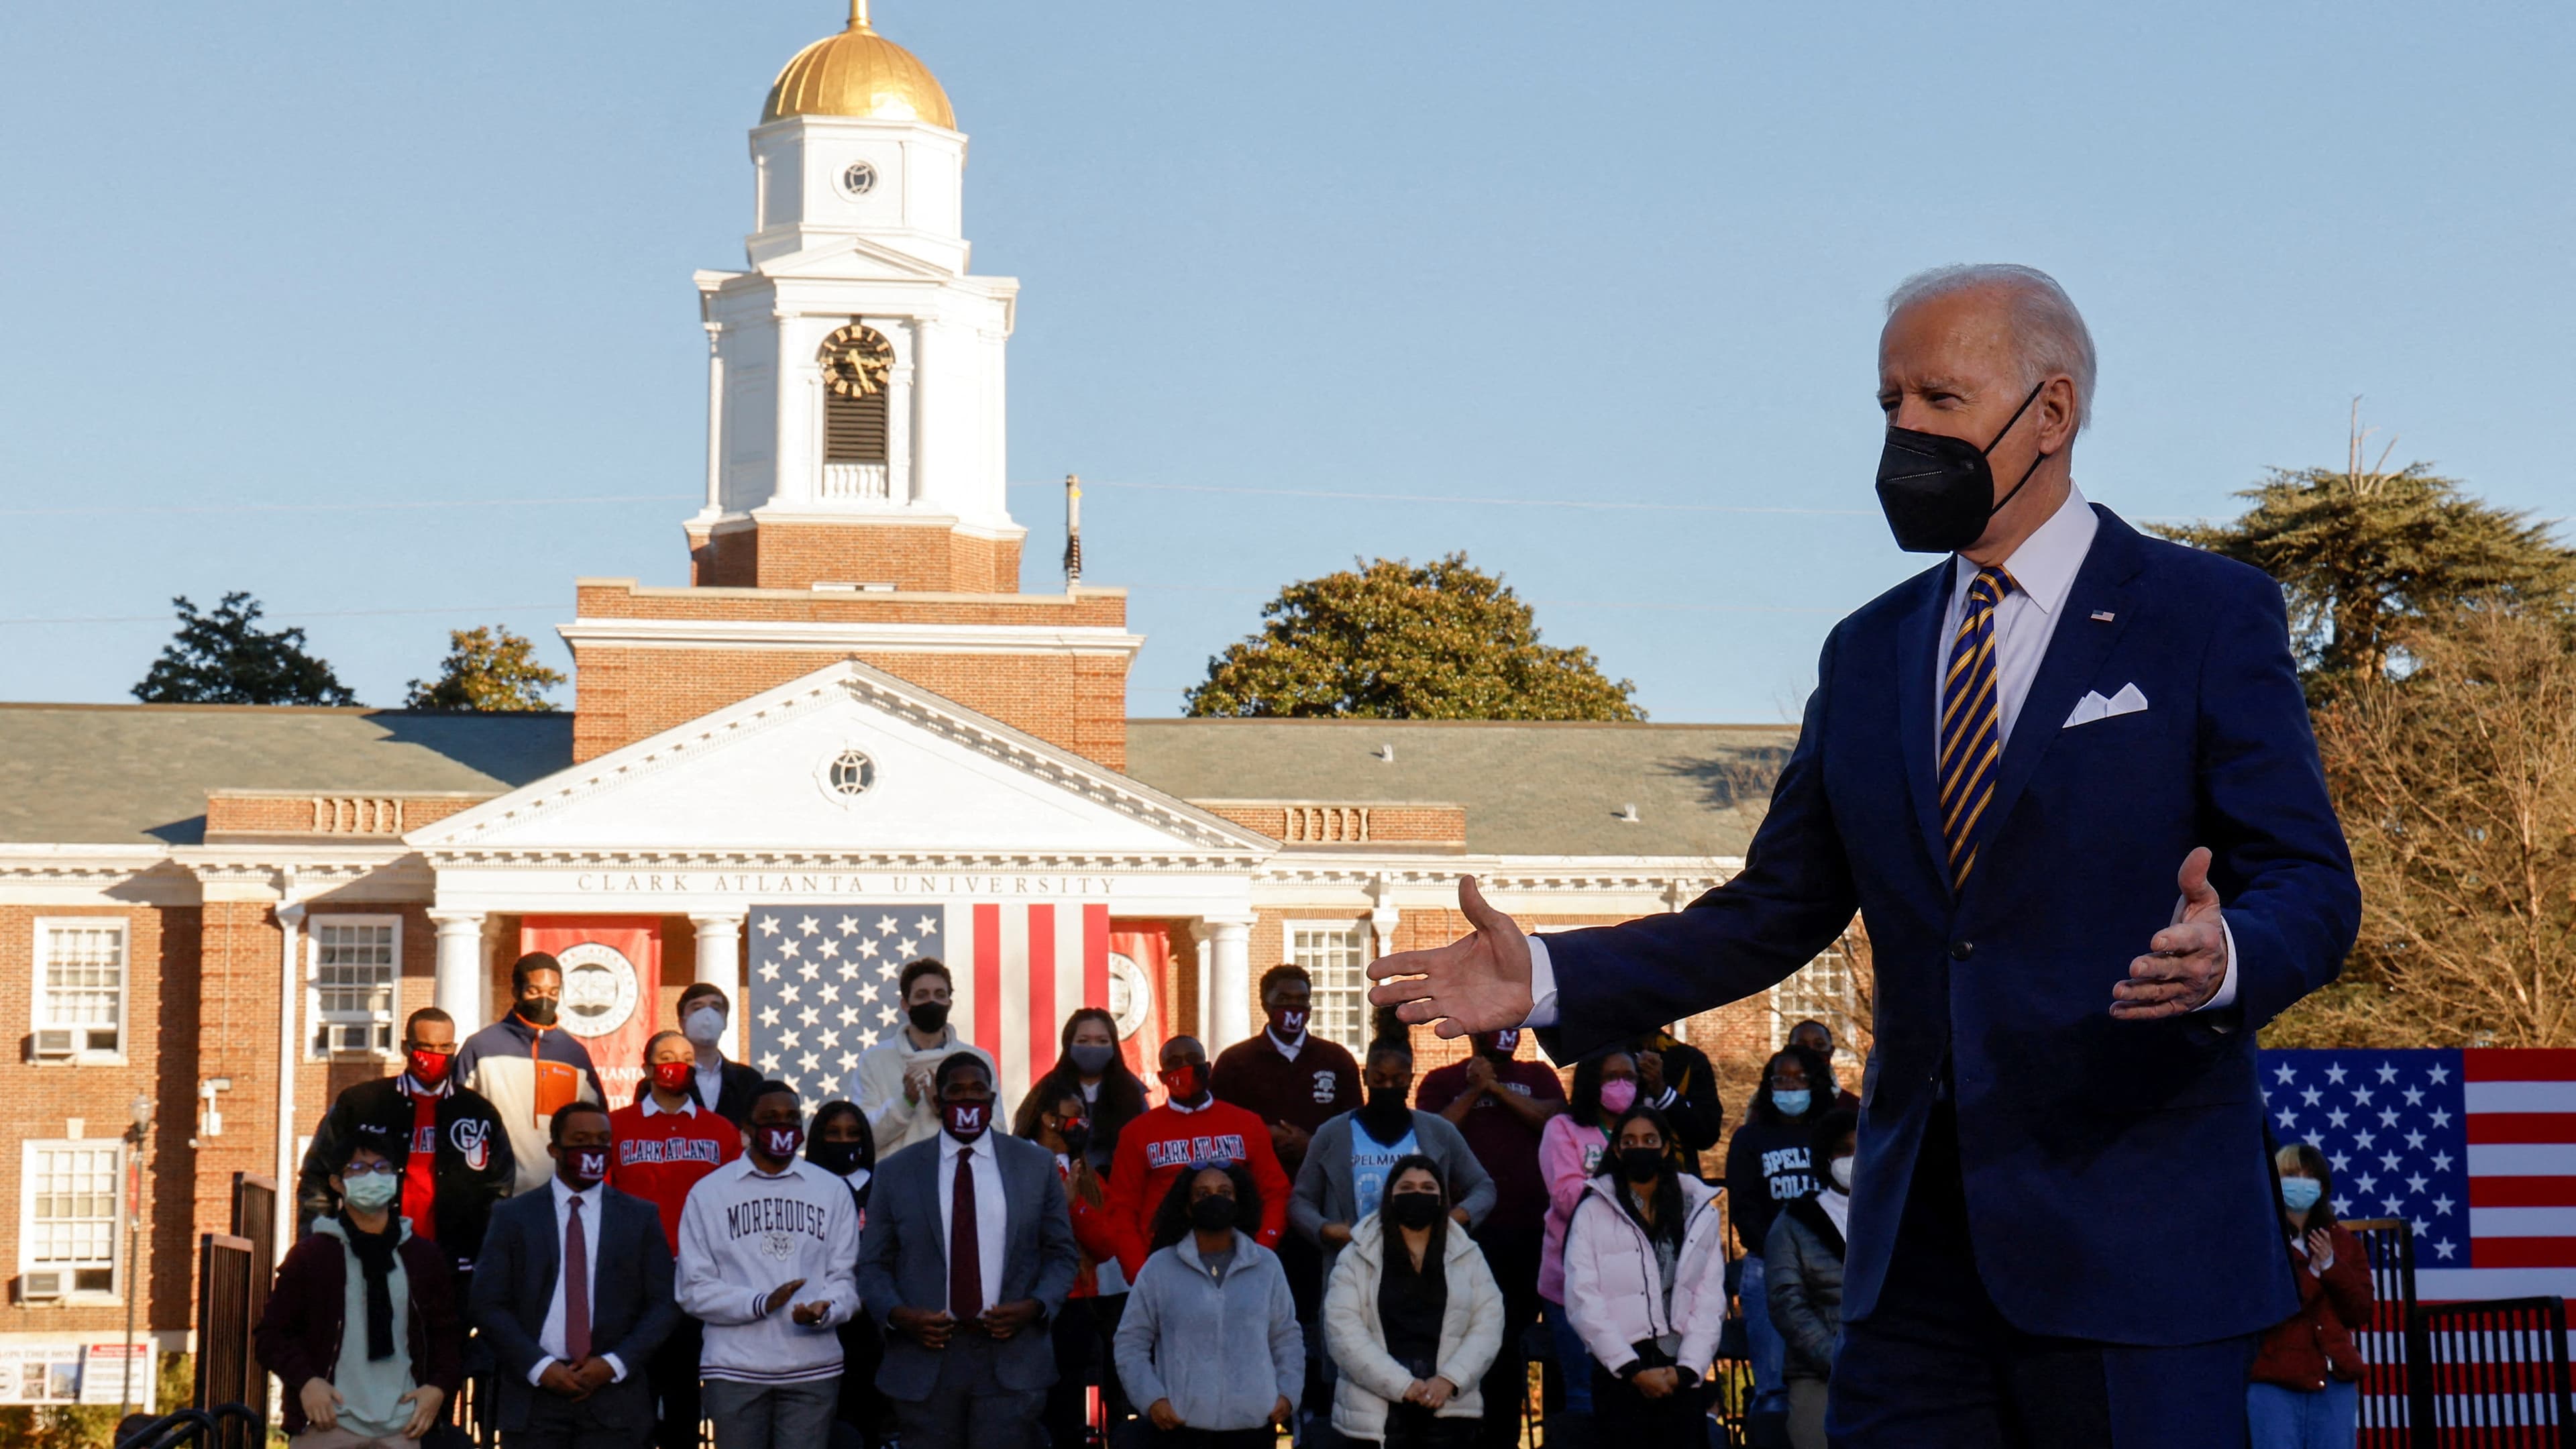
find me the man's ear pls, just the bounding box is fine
[2037,374,2080,452]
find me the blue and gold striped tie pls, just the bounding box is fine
[1938,566,2015,890]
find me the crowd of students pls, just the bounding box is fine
[256,947,2363,1449]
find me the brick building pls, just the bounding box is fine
[0,3,1858,1379]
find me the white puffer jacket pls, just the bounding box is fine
[1560,1171,1729,1377]
[1322,1211,1506,1442]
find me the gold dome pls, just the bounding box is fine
[763,2,955,129]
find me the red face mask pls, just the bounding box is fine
[651,1061,694,1094]
[407,1048,453,1087]
[561,1147,608,1190]
[1159,1063,1203,1101]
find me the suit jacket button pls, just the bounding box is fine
[1949,940,1974,961]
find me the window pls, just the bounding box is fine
[32,920,126,1061]
[1286,920,1373,1053]
[21,1142,121,1299]
[312,918,399,1056]
[1771,947,1856,1052]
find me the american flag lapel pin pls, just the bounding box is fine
[2091,610,2116,622]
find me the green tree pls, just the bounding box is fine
[406,625,568,711]
[2155,444,2575,690]
[1185,552,1644,720]
[131,592,358,706]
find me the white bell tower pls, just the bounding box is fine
[688,1,1023,593]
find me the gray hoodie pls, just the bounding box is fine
[1114,1230,1303,1432]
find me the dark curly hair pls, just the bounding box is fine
[1147,1160,1262,1254]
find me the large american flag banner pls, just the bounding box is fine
[2259,1048,2576,1304]
[745,902,1113,1110]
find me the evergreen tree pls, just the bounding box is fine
[131,592,358,706]
[405,625,568,711]
[1186,552,1643,720]
[2155,445,2575,691]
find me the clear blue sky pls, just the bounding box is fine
[3,1,2567,721]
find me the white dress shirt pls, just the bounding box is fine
[1527,484,2233,1022]
[693,1059,725,1113]
[641,1093,698,1119]
[529,1176,627,1385]
[935,1130,1006,1313]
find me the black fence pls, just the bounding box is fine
[189,1234,258,1449]
[2418,1297,2576,1447]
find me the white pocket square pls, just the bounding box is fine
[2063,682,2149,729]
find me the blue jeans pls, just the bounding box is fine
[1739,1251,1788,1416]
[2246,1380,2359,1449]
[1543,1299,1594,1417]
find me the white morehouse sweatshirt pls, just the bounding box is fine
[677,1156,863,1385]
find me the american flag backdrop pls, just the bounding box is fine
[2259,1048,2576,1305]
[744,901,1113,1110]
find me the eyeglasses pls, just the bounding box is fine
[341,1161,400,1179]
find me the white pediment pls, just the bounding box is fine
[408,661,1269,862]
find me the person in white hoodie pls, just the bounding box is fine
[1560,1106,1729,1449]
[678,1081,863,1449]
[845,959,996,1155]
[1322,1155,1505,1449]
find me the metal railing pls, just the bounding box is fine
[2418,1297,2575,1447]
[111,1403,264,1449]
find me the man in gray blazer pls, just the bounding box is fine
[471,1102,680,1448]
[857,1052,1080,1449]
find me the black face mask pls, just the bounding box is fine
[1056,1120,1091,1158]
[1386,1191,1444,1230]
[1360,1087,1411,1142]
[1619,1146,1666,1185]
[516,996,558,1028]
[808,1140,863,1176]
[1874,382,2050,554]
[907,1001,950,1034]
[1187,1194,1238,1232]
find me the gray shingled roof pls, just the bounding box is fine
[0,704,574,845]
[0,704,1792,857]
[1123,718,1794,858]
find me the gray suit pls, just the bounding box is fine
[857,1128,1079,1449]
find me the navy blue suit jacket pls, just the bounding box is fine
[468,1182,678,1431]
[1543,507,2359,1346]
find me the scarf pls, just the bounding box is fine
[340,1213,402,1360]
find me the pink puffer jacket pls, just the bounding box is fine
[1560,1172,1730,1377]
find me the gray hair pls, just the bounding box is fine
[1885,264,2097,433]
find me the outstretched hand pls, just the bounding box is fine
[2110,847,2229,1020]
[1366,876,1533,1038]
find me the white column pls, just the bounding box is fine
[1204,918,1253,1054]
[885,320,915,506]
[429,911,486,1031]
[702,323,726,514]
[692,914,746,1060]
[909,315,937,508]
[274,896,305,1266]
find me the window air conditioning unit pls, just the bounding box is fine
[19,1273,63,1303]
[29,1030,74,1063]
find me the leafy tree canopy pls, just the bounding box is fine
[2155,460,2576,691]
[405,625,568,712]
[1185,552,1644,720]
[131,592,358,706]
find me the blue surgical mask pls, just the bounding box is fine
[1771,1089,1811,1118]
[2280,1177,2323,1213]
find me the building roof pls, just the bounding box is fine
[0,703,1793,858]
[0,704,573,845]
[1123,718,1794,859]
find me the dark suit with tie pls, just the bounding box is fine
[1540,508,2359,1446]
[857,1128,1079,1449]
[471,1179,680,1446]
